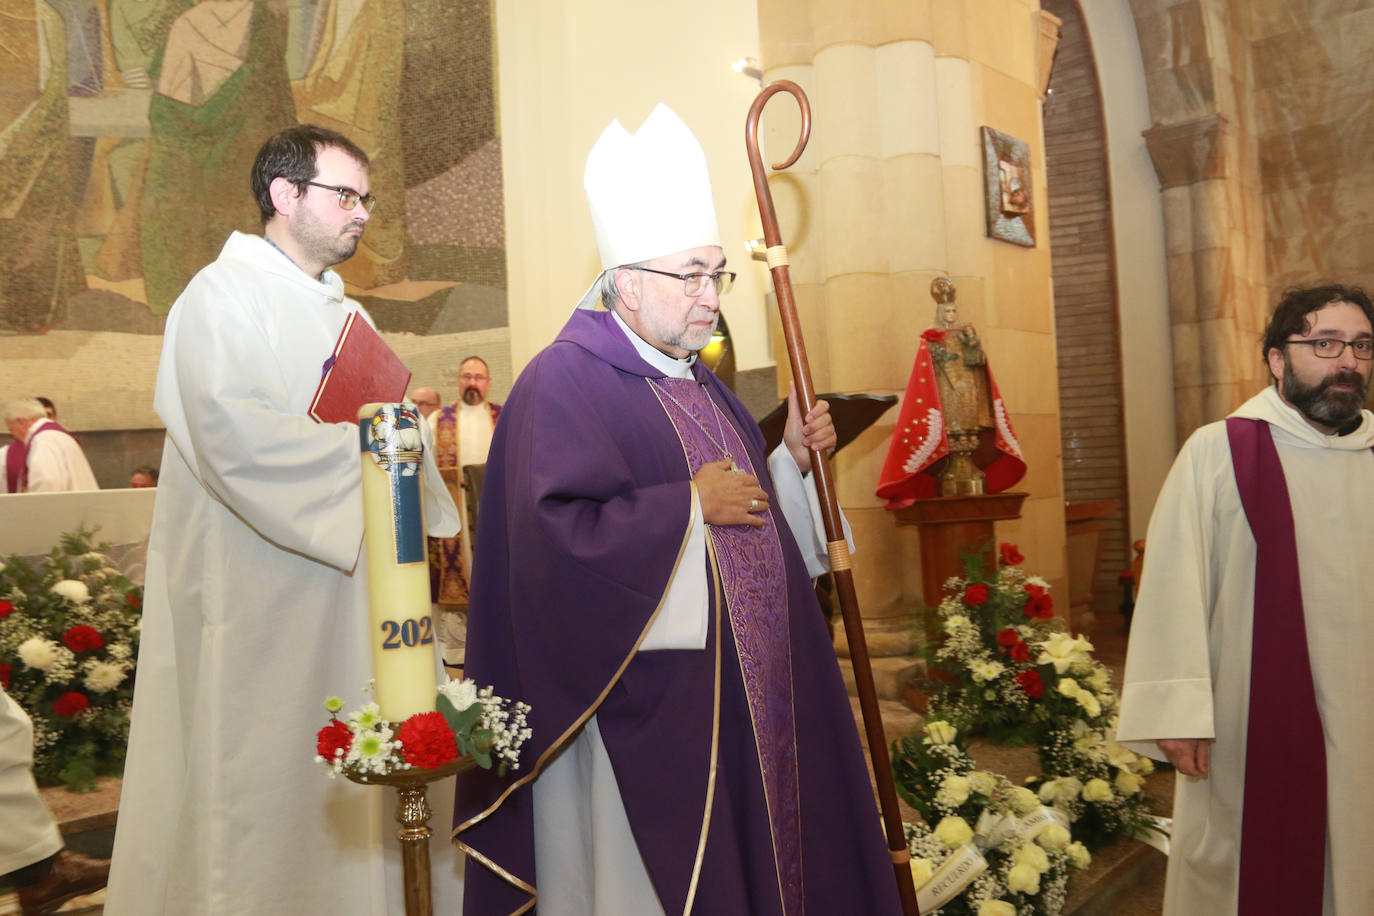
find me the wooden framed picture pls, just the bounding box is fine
[981,126,1035,247]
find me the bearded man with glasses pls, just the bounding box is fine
[105,124,463,915]
[1118,284,1374,915]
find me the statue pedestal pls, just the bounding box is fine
[893,492,1027,611]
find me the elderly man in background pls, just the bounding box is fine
[1,399,98,493]
[428,356,502,668]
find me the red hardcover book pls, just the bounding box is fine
[309,312,412,424]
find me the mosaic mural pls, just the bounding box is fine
[0,0,505,336]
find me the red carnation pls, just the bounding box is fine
[126,593,140,608]
[921,329,947,343]
[62,625,104,653]
[0,600,13,619]
[1009,642,1032,662]
[1016,670,1044,699]
[316,720,353,761]
[0,664,11,688]
[398,711,459,770]
[999,543,1024,566]
[52,691,90,716]
[996,628,1020,646]
[962,583,990,606]
[1023,585,1054,619]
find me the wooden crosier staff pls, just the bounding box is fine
[745,81,919,915]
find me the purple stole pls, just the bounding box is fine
[1226,417,1326,913]
[653,377,804,916]
[5,421,68,493]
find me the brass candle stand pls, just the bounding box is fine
[345,756,476,916]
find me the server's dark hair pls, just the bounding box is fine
[251,125,369,223]
[1262,284,1374,362]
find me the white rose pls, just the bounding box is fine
[50,579,90,604]
[1085,666,1111,692]
[968,770,997,797]
[923,720,957,744]
[18,637,61,671]
[1066,840,1092,869]
[438,678,479,712]
[1006,863,1041,894]
[1057,677,1081,698]
[909,857,935,886]
[82,660,127,694]
[933,816,974,848]
[1036,822,1072,852]
[1081,778,1114,803]
[937,775,971,807]
[1013,841,1050,873]
[1007,786,1040,815]
[979,901,1016,916]
[1114,769,1145,796]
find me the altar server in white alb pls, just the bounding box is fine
[1117,284,1374,915]
[106,125,462,915]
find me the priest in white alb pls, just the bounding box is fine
[1117,284,1374,915]
[106,125,462,915]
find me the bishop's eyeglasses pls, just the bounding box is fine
[301,181,377,213]
[1284,338,1374,359]
[633,266,736,297]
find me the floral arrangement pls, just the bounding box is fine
[899,721,1092,916]
[316,677,531,778]
[0,530,142,792]
[891,544,1162,913]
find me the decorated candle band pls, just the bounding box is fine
[358,402,437,722]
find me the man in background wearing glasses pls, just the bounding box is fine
[430,355,503,666]
[1118,285,1374,915]
[453,104,901,916]
[105,125,462,915]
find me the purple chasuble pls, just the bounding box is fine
[1226,417,1327,914]
[652,377,803,914]
[5,420,70,493]
[452,308,901,916]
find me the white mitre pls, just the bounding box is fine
[575,104,721,309]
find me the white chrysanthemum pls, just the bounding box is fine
[18,637,61,671]
[944,614,971,633]
[968,770,997,797]
[933,816,973,848]
[1038,776,1083,804]
[1114,769,1145,796]
[1023,575,1050,589]
[1006,786,1040,816]
[82,660,127,694]
[1006,863,1041,894]
[937,775,971,807]
[50,580,91,604]
[348,702,382,731]
[1036,822,1072,852]
[969,659,1005,682]
[1013,841,1050,873]
[438,677,480,712]
[1056,677,1081,698]
[346,726,399,774]
[1065,841,1092,869]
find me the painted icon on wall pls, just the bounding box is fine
[981,126,1035,247]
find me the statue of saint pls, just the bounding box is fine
[875,278,1026,507]
[926,277,994,437]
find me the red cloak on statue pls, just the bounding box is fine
[875,332,1025,509]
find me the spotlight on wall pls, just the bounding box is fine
[732,57,763,83]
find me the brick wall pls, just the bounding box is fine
[1043,0,1131,612]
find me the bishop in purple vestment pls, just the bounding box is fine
[452,104,901,915]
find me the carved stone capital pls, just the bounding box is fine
[1142,114,1228,189]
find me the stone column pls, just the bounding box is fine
[757,0,1067,629]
